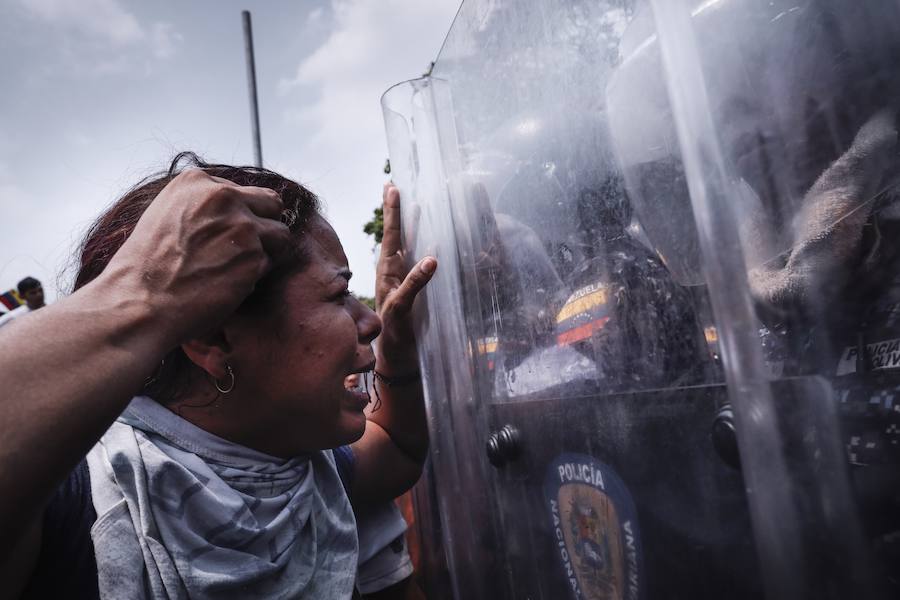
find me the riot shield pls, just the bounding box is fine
[382,0,900,598]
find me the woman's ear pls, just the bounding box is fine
[181,329,232,379]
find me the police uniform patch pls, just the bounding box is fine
[556,283,612,346]
[475,335,498,371]
[836,337,900,376]
[545,453,642,600]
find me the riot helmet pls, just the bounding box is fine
[476,107,710,393]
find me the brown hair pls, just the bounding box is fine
[73,151,321,403]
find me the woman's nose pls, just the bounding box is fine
[358,303,382,344]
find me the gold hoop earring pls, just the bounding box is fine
[214,364,235,394]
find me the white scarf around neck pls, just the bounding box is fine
[86,395,358,599]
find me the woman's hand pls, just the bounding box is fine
[101,169,291,345]
[351,184,435,502]
[374,183,436,374]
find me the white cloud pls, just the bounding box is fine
[276,0,460,294]
[282,0,459,150]
[16,0,183,72]
[18,0,145,45]
[150,22,183,59]
[307,7,324,24]
[288,1,453,86]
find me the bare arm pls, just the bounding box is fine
[0,170,289,585]
[350,383,427,504]
[0,274,174,598]
[0,269,179,517]
[350,184,434,504]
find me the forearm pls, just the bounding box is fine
[0,268,174,548]
[350,420,423,504]
[360,183,436,501]
[367,356,429,464]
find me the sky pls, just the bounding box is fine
[0,0,462,302]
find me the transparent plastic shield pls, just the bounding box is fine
[606,0,900,598]
[384,2,755,599]
[386,0,900,597]
[383,77,504,600]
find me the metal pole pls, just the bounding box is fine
[242,10,263,168]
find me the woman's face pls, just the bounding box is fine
[216,215,382,457]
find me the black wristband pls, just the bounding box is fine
[373,369,421,387]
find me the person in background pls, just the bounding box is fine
[0,277,45,329]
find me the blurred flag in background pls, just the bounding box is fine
[0,290,24,311]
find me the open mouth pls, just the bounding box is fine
[344,366,381,410]
[343,369,381,411]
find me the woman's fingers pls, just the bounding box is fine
[370,184,434,367]
[221,185,291,261]
[376,183,408,309]
[111,169,294,340]
[254,217,292,264]
[233,185,285,219]
[375,183,435,314]
[384,257,437,315]
[380,184,403,259]
[203,172,285,220]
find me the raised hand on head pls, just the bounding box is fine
[102,168,292,344]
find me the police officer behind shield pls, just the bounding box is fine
[607,0,900,594]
